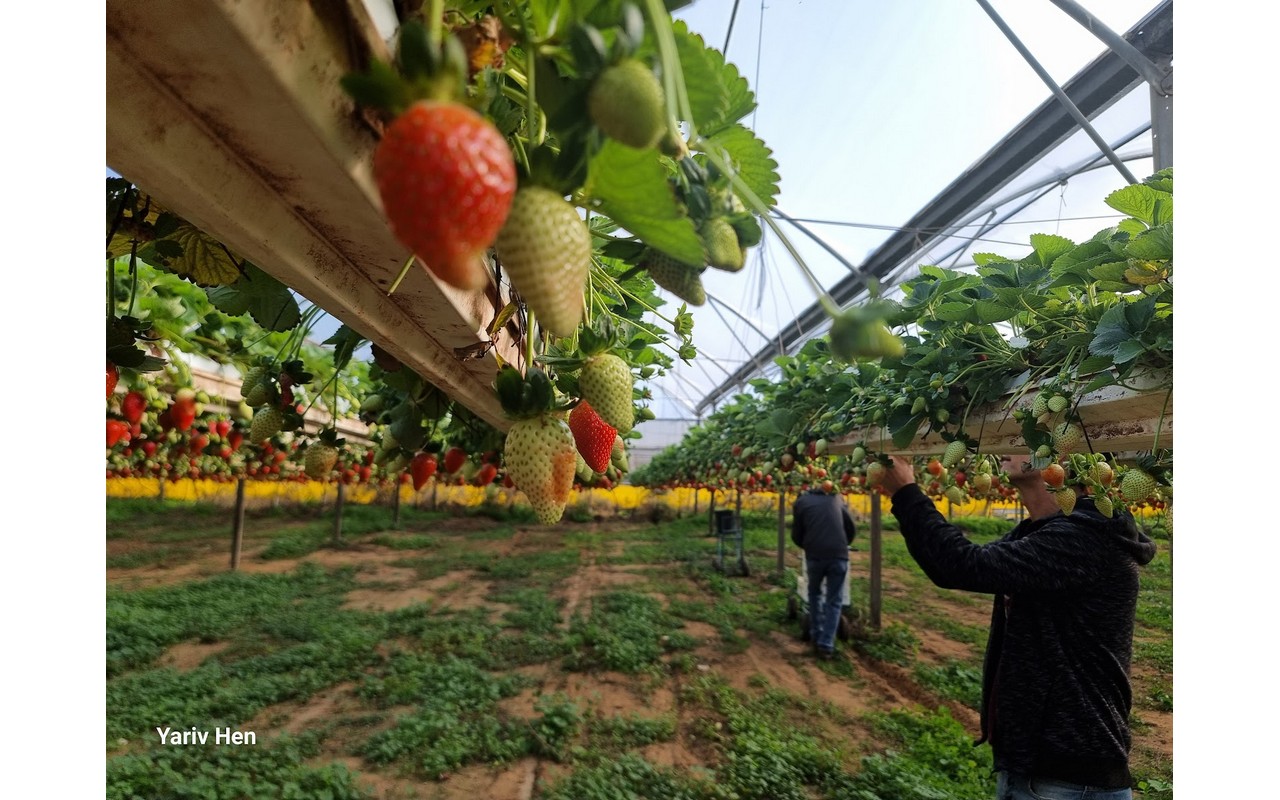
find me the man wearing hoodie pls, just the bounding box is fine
[791,481,857,659]
[879,453,1156,800]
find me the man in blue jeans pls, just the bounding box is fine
[790,481,857,659]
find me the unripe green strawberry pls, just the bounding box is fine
[702,218,744,271]
[911,397,928,415]
[945,486,966,505]
[1035,444,1053,459]
[304,442,338,479]
[249,406,284,443]
[494,186,591,338]
[865,462,885,486]
[1031,392,1050,418]
[244,379,270,408]
[505,413,577,524]
[580,354,634,434]
[575,451,595,483]
[941,440,967,469]
[972,472,992,494]
[1054,487,1077,515]
[1094,494,1114,518]
[1089,460,1115,487]
[1119,468,1157,502]
[241,366,266,399]
[1051,422,1084,454]
[829,313,905,362]
[850,446,866,463]
[1047,395,1070,413]
[643,250,706,306]
[588,59,666,149]
[610,434,629,472]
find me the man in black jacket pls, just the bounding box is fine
[791,482,857,659]
[879,454,1156,800]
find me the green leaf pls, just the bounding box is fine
[1028,233,1076,267]
[324,324,366,371]
[584,140,704,264]
[1105,184,1172,227]
[700,125,780,208]
[973,300,1016,323]
[1123,224,1173,261]
[932,302,971,323]
[887,407,925,450]
[1081,370,1118,393]
[205,264,302,332]
[155,224,244,286]
[1087,261,1130,283]
[672,22,754,135]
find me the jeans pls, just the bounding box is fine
[996,772,1132,800]
[806,557,848,651]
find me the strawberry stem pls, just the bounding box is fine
[426,0,444,51]
[387,254,415,296]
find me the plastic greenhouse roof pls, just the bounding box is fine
[645,0,1172,424]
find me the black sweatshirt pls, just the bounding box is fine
[791,489,857,559]
[890,484,1157,788]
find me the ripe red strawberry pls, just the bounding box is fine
[227,431,244,451]
[1042,462,1066,488]
[373,101,516,292]
[505,413,577,524]
[443,446,467,474]
[474,463,498,486]
[568,400,616,473]
[580,354,634,434]
[106,419,129,448]
[121,391,146,424]
[587,59,666,149]
[410,452,438,490]
[215,419,232,437]
[494,186,591,338]
[107,360,119,398]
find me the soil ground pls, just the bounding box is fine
[106,500,1173,799]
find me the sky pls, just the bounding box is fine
[4,1,1277,795]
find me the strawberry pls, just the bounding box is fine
[1119,468,1157,502]
[170,396,197,432]
[971,472,992,494]
[106,419,129,448]
[580,354,634,434]
[227,431,244,452]
[926,459,943,476]
[1047,394,1070,413]
[945,486,967,505]
[373,101,516,291]
[410,452,438,490]
[568,400,616,473]
[1054,488,1077,515]
[610,434,629,472]
[121,391,147,424]
[1094,494,1115,518]
[1089,460,1114,487]
[493,186,591,338]
[215,420,232,437]
[702,218,744,271]
[587,59,666,149]
[642,250,706,306]
[1031,392,1050,418]
[303,441,338,479]
[1051,422,1084,454]
[1042,462,1066,488]
[443,446,468,474]
[941,440,967,469]
[474,463,498,486]
[249,406,284,443]
[107,360,119,398]
[865,461,886,486]
[504,414,577,524]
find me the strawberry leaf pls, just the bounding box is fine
[701,125,780,208]
[206,264,302,332]
[585,140,704,265]
[153,223,243,286]
[672,22,755,136]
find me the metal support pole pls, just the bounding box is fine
[776,490,787,576]
[1150,59,1173,170]
[229,476,246,570]
[708,491,716,536]
[332,480,346,545]
[870,488,883,631]
[974,0,1138,185]
[392,481,401,528]
[1048,0,1172,94]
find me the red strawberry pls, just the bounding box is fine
[106,419,129,448]
[568,400,617,473]
[374,101,516,291]
[493,186,591,338]
[121,391,146,424]
[410,452,438,490]
[579,354,634,434]
[215,419,232,437]
[1042,462,1066,489]
[227,431,244,451]
[141,440,158,458]
[443,446,467,474]
[474,463,498,486]
[106,360,119,398]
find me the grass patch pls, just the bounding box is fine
[565,591,696,674]
[913,659,983,709]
